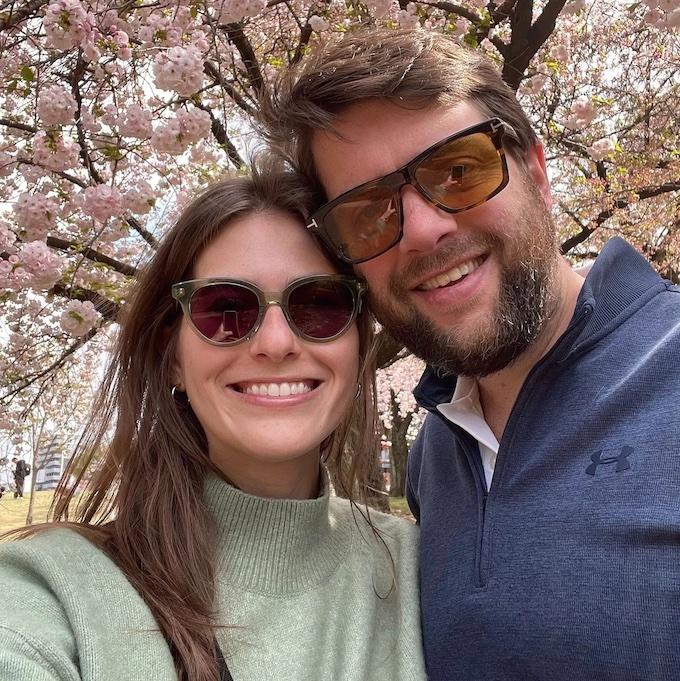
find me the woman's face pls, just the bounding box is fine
[173,209,360,498]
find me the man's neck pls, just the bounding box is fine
[476,258,585,441]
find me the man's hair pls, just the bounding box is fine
[261,27,538,189]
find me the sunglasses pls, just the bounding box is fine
[171,274,366,346]
[307,118,520,264]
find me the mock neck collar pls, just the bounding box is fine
[203,472,352,595]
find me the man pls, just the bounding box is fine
[263,28,680,680]
[12,456,30,498]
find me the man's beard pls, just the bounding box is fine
[369,189,560,378]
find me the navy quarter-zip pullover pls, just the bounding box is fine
[407,237,680,681]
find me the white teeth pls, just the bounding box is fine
[241,381,313,396]
[419,257,483,291]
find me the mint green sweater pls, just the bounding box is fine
[0,475,426,680]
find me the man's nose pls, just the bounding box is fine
[397,185,459,254]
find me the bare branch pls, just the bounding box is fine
[192,100,245,168]
[561,180,680,254]
[46,235,138,277]
[0,0,49,31]
[220,23,265,96]
[125,215,159,249]
[203,61,256,116]
[0,117,36,134]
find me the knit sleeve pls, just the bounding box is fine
[0,542,81,681]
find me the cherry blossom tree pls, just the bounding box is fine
[377,355,426,497]
[0,0,677,463]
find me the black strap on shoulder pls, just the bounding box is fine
[214,638,234,681]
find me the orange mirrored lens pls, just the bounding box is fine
[414,132,504,209]
[323,184,400,261]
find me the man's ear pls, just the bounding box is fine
[523,141,553,211]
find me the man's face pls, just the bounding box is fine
[311,100,560,377]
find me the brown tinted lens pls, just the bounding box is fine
[414,132,504,210]
[323,184,400,261]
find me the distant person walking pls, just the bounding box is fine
[12,458,30,499]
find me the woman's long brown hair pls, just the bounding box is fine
[6,158,379,680]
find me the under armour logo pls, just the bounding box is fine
[585,446,633,476]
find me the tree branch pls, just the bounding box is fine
[560,180,680,254]
[46,235,138,277]
[0,0,49,31]
[203,61,256,117]
[192,100,245,168]
[0,117,36,134]
[221,23,265,96]
[51,283,121,322]
[125,215,158,249]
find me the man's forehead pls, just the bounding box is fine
[310,99,486,198]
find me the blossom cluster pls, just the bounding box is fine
[0,240,63,292]
[123,181,157,215]
[33,132,80,171]
[217,0,268,23]
[151,108,212,155]
[564,98,597,129]
[43,0,96,50]
[59,299,101,337]
[153,45,205,97]
[82,185,124,223]
[14,193,59,241]
[37,85,78,126]
[588,138,616,161]
[118,104,153,139]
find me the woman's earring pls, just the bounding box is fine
[171,384,189,405]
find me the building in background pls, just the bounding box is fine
[35,437,67,491]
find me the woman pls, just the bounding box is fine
[0,161,426,681]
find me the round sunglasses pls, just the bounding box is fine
[306,118,520,264]
[171,274,366,346]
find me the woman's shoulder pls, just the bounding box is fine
[0,526,109,575]
[328,496,419,548]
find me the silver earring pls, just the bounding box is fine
[171,384,189,404]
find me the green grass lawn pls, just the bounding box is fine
[1,491,412,534]
[0,490,56,534]
[389,496,414,521]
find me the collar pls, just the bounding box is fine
[203,470,353,595]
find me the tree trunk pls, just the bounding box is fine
[389,389,414,498]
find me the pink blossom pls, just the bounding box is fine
[218,0,268,23]
[366,0,395,18]
[150,108,211,155]
[153,45,205,97]
[0,220,16,253]
[14,192,59,241]
[33,131,80,171]
[17,240,64,289]
[37,85,77,126]
[0,151,14,177]
[309,15,330,32]
[397,5,420,29]
[123,181,157,215]
[588,138,616,161]
[565,97,597,129]
[119,103,153,139]
[59,299,100,337]
[83,185,124,222]
[43,0,96,50]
